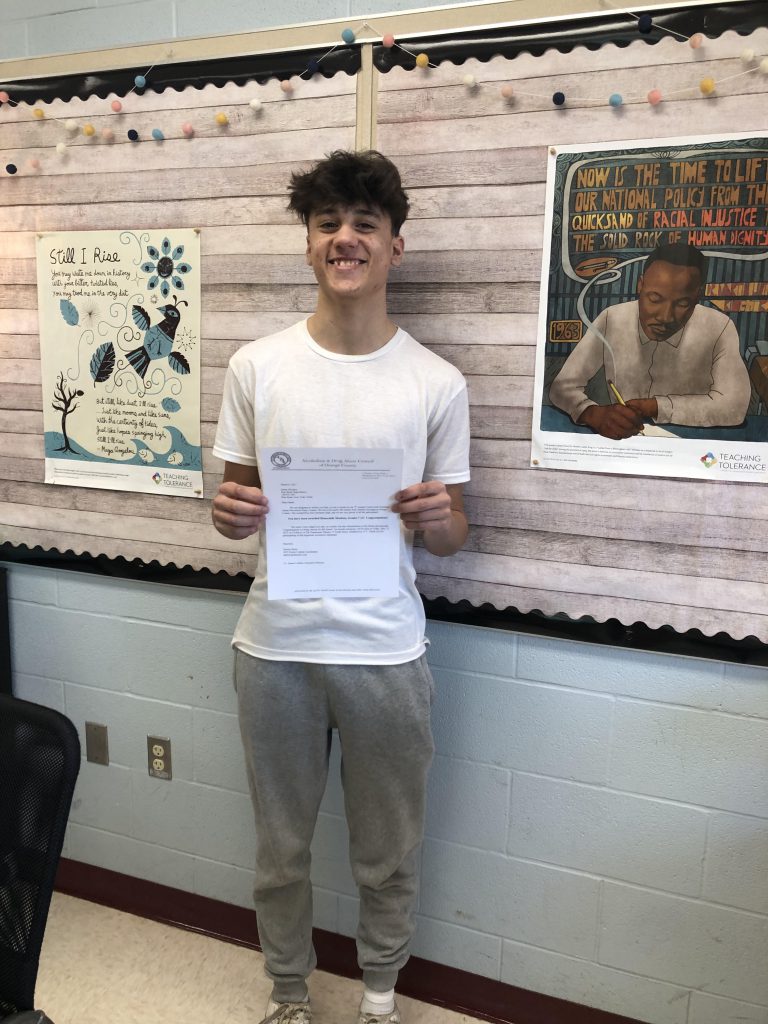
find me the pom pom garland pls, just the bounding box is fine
[182,122,194,137]
[127,129,139,141]
[33,108,45,119]
[638,14,653,34]
[609,92,623,107]
[83,123,96,136]
[0,91,9,102]
[111,100,122,112]
[500,84,514,100]
[699,76,716,95]
[5,163,17,174]
[341,28,356,44]
[249,98,263,111]
[415,53,430,69]
[280,80,294,93]
[215,111,229,125]
[647,88,662,105]
[151,127,164,140]
[56,142,67,155]
[134,75,146,88]
[553,91,566,106]
[689,33,704,49]
[382,34,395,48]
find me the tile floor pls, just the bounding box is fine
[35,893,489,1024]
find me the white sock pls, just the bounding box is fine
[360,987,395,1015]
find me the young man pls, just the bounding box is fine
[211,151,470,1024]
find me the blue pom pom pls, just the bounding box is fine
[609,93,623,107]
[307,58,320,74]
[638,13,653,33]
[341,28,355,44]
[553,91,566,106]
[127,129,139,141]
[5,163,17,175]
[152,128,164,141]
[134,74,146,88]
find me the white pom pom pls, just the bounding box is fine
[740,48,755,64]
[65,119,78,132]
[249,98,263,110]
[463,74,476,87]
[56,142,67,155]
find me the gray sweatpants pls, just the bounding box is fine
[235,649,435,1004]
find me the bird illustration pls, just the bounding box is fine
[126,295,191,379]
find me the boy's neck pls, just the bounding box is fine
[307,299,398,355]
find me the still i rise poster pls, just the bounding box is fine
[36,229,202,497]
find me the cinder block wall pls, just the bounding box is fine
[6,561,768,1024]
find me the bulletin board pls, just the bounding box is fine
[2,2,768,642]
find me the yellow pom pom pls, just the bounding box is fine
[33,108,45,119]
[83,123,96,136]
[415,53,429,69]
[215,111,229,126]
[699,76,716,95]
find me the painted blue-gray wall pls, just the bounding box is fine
[3,3,768,1022]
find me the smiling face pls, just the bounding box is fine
[637,260,703,341]
[305,204,404,306]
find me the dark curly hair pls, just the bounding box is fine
[287,150,410,235]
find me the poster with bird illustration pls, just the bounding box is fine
[36,229,202,497]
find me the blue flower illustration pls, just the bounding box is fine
[140,237,192,299]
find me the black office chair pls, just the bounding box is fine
[0,695,80,1023]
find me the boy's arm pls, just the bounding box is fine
[212,462,269,540]
[393,481,468,557]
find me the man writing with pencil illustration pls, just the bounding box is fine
[549,242,751,439]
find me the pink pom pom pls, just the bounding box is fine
[280,80,294,93]
[382,33,395,48]
[500,84,514,100]
[28,158,40,170]
[0,91,9,102]
[101,127,114,141]
[181,122,194,137]
[647,89,662,106]
[689,33,704,49]
[111,99,122,112]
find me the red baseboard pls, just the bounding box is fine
[55,858,642,1024]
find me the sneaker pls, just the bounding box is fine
[358,1004,401,1024]
[259,1000,312,1024]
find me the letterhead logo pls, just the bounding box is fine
[700,452,717,469]
[152,472,162,484]
[270,451,291,468]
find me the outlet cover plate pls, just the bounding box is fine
[85,721,109,765]
[147,735,172,780]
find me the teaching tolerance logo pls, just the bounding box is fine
[152,472,162,484]
[700,452,717,468]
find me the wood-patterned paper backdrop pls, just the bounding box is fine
[2,27,768,640]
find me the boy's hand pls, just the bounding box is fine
[212,481,269,540]
[393,481,453,531]
[393,481,468,557]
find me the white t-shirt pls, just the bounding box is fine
[213,319,471,664]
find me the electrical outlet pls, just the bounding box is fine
[147,735,172,780]
[85,721,109,765]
